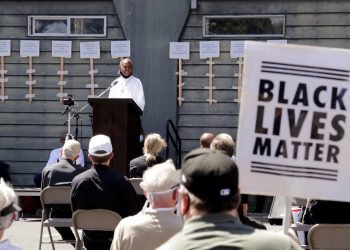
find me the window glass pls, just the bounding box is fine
[204,15,285,38]
[28,16,106,37]
[70,18,105,35]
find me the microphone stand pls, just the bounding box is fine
[64,82,117,125]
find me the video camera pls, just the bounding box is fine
[63,94,75,106]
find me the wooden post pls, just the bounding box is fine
[0,56,7,103]
[25,56,35,104]
[90,58,95,97]
[177,58,186,107]
[205,57,217,105]
[237,57,244,104]
[58,57,65,103]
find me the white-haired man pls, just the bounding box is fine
[41,139,86,244]
[110,160,183,250]
[0,179,21,249]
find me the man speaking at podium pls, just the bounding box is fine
[109,57,145,112]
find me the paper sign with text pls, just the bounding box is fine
[230,41,245,58]
[111,40,130,58]
[20,40,40,57]
[0,40,11,57]
[52,41,72,58]
[80,41,100,59]
[199,41,220,59]
[237,41,350,202]
[169,42,190,59]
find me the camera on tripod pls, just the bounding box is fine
[63,94,75,106]
[63,98,75,106]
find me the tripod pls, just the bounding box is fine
[62,104,77,141]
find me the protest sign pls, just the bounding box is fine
[237,41,350,202]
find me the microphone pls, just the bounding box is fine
[111,80,119,87]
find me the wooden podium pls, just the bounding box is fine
[88,98,142,176]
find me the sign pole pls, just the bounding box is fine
[59,57,65,103]
[177,58,185,106]
[206,57,217,105]
[28,56,33,103]
[90,58,95,96]
[237,56,244,104]
[282,196,292,235]
[0,56,5,103]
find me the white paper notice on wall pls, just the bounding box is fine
[20,40,40,57]
[237,41,350,202]
[199,41,220,59]
[80,41,100,59]
[169,42,190,60]
[0,40,11,57]
[230,41,245,58]
[52,41,72,58]
[111,40,130,58]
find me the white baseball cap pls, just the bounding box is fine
[88,134,113,157]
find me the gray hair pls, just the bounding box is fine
[210,133,235,157]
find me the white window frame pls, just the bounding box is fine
[203,15,285,38]
[28,16,107,37]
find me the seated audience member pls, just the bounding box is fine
[47,132,85,167]
[129,133,167,178]
[111,160,183,250]
[157,148,301,250]
[71,134,141,250]
[33,132,85,187]
[199,132,214,148]
[210,133,266,230]
[41,139,86,243]
[0,178,22,250]
[303,199,350,224]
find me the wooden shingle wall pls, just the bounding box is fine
[178,0,350,157]
[0,0,123,185]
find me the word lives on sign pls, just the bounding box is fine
[236,41,350,202]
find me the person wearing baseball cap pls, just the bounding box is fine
[0,178,21,250]
[71,134,141,250]
[157,148,301,250]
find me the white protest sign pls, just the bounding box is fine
[80,41,100,59]
[199,41,220,59]
[111,40,130,58]
[20,40,40,57]
[169,42,190,59]
[52,41,72,58]
[0,40,11,56]
[237,41,350,202]
[230,41,245,58]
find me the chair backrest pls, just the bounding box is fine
[129,178,144,195]
[40,186,72,208]
[72,209,122,231]
[308,224,350,249]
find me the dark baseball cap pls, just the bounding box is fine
[180,148,239,202]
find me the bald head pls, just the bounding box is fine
[200,133,214,148]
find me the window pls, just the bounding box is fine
[203,15,285,38]
[28,16,107,37]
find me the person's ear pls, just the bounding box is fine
[109,153,114,160]
[88,154,93,162]
[172,188,178,201]
[180,193,190,215]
